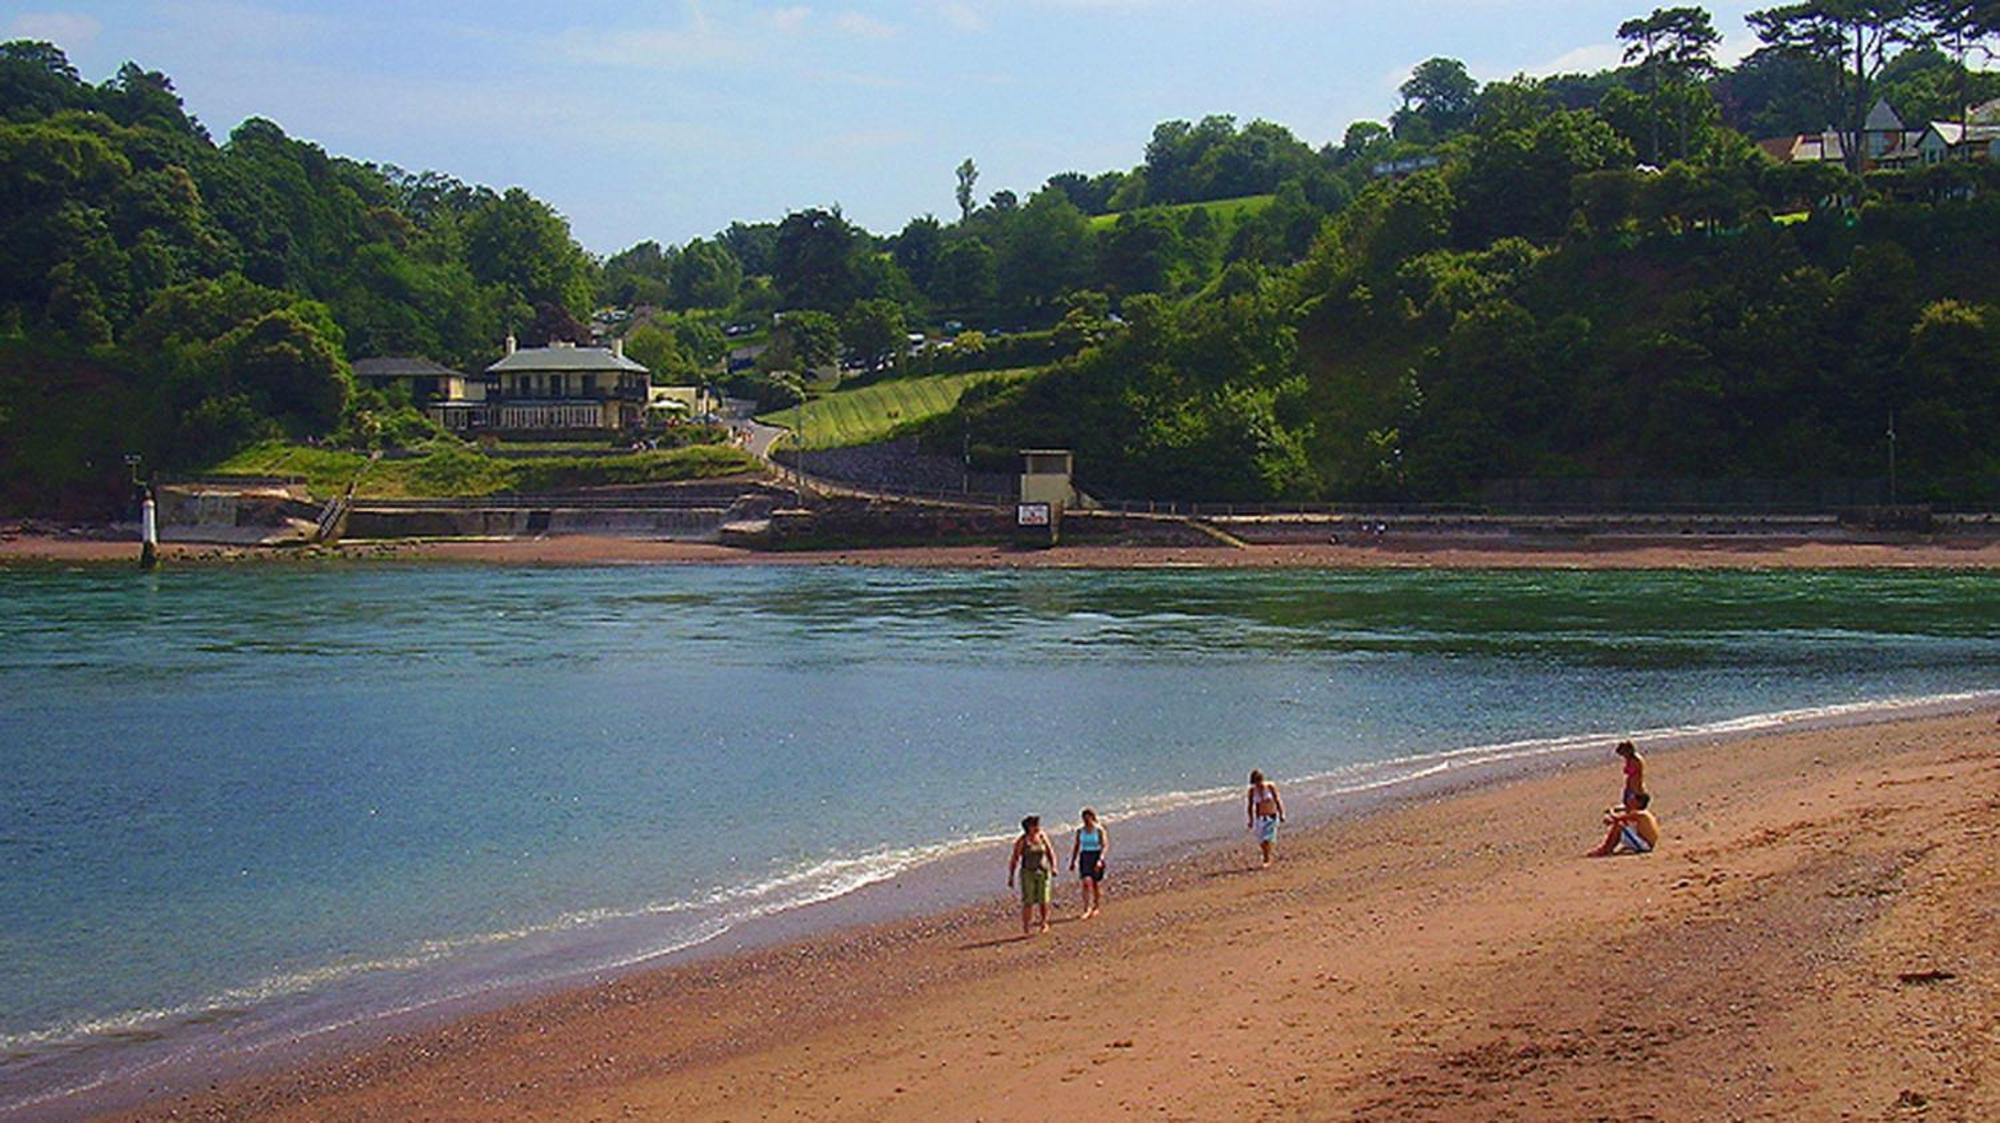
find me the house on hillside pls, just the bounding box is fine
[416,335,651,435]
[1878,120,2000,167]
[1760,130,1846,165]
[483,336,651,433]
[353,356,484,404]
[1763,99,1998,170]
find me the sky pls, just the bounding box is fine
[4,0,1777,255]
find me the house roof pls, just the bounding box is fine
[1928,121,2000,146]
[353,356,466,379]
[1864,99,1904,133]
[486,341,649,375]
[1756,136,1796,163]
[1792,131,1844,162]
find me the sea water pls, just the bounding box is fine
[1,564,1996,1115]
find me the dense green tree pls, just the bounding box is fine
[718,221,778,276]
[841,297,907,369]
[1099,209,1190,296]
[772,207,861,312]
[1456,110,1634,244]
[1618,7,1723,163]
[1394,58,1481,141]
[999,189,1092,317]
[935,237,998,321]
[1715,45,1844,136]
[767,309,839,374]
[891,215,944,296]
[602,239,674,307]
[461,187,595,319]
[669,238,742,309]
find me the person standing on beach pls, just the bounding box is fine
[1068,808,1109,919]
[1615,741,1650,810]
[1008,815,1058,936]
[1247,770,1285,868]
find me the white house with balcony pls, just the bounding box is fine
[434,335,652,434]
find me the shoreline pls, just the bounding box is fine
[59,699,2000,1121]
[7,531,2000,570]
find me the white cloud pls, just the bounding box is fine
[764,6,813,34]
[1516,41,1625,80]
[558,3,754,68]
[929,1,986,32]
[7,10,102,47]
[832,11,899,39]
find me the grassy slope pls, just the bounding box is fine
[756,368,1036,450]
[209,441,762,499]
[1087,195,1275,233]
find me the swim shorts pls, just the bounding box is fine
[1077,852,1106,881]
[1020,867,1052,904]
[1619,825,1653,854]
[1256,815,1279,844]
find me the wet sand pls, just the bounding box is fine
[106,706,2000,1122]
[8,532,2000,569]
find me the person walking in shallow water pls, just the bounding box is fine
[1068,808,1109,919]
[1246,770,1285,868]
[1008,815,1058,936]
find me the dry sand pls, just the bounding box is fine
[8,533,2000,569]
[110,707,2000,1122]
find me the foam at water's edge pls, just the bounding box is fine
[5,690,1994,1119]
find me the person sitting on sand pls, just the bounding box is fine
[1246,770,1286,868]
[1589,802,1660,857]
[1615,740,1650,810]
[1008,815,1058,936]
[1068,808,1109,919]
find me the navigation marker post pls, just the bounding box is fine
[127,453,158,570]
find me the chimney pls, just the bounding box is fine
[612,337,624,360]
[504,332,517,356]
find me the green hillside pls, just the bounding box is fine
[210,441,760,499]
[758,369,1036,450]
[1087,195,1275,233]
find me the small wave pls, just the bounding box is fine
[8,689,1991,1085]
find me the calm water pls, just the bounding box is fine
[2,563,1996,1112]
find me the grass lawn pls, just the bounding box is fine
[1086,194,1274,233]
[208,440,761,499]
[756,368,1035,450]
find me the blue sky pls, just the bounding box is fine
[6,0,1773,254]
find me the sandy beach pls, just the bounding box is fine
[101,705,1999,1122]
[8,531,2000,570]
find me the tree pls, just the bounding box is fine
[718,221,778,276]
[772,207,860,312]
[623,321,692,382]
[669,238,742,309]
[955,158,978,220]
[1395,58,1481,140]
[1749,1,1921,172]
[462,187,594,318]
[999,188,1091,317]
[770,309,839,374]
[1100,209,1190,296]
[1618,7,1723,161]
[0,40,87,122]
[892,215,944,296]
[936,237,997,321]
[841,297,906,370]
